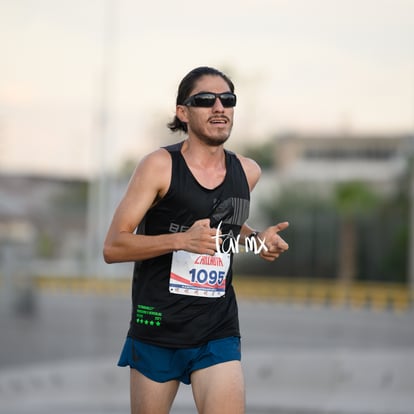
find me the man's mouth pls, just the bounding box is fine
[209,117,228,125]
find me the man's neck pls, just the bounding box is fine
[181,138,226,169]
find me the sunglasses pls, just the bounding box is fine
[183,92,237,108]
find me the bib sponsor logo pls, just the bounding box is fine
[194,255,224,266]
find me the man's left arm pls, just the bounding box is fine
[240,222,289,262]
[237,153,289,261]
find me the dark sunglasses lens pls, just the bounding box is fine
[192,93,216,107]
[219,93,236,107]
[188,93,236,107]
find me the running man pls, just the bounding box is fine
[103,66,289,414]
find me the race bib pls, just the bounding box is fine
[169,250,230,298]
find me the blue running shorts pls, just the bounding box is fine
[118,336,241,384]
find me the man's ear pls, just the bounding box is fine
[176,105,189,123]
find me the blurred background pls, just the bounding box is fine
[1,1,414,413]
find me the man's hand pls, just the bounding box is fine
[257,221,289,262]
[184,219,221,256]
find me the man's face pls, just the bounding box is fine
[178,75,234,146]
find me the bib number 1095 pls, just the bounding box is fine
[189,269,225,285]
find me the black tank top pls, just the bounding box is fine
[127,141,250,347]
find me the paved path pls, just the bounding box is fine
[1,292,413,413]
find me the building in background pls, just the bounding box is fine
[273,133,413,194]
[241,132,414,282]
[1,132,414,283]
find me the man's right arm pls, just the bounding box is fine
[103,149,218,264]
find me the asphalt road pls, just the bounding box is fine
[1,291,413,414]
[1,291,413,370]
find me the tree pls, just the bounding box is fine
[333,181,378,284]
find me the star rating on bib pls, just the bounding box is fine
[136,318,161,327]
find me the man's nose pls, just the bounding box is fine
[212,97,225,111]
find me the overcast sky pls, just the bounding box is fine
[1,0,414,177]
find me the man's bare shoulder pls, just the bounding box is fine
[139,147,171,167]
[130,147,170,178]
[236,153,262,187]
[127,147,172,194]
[235,153,262,191]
